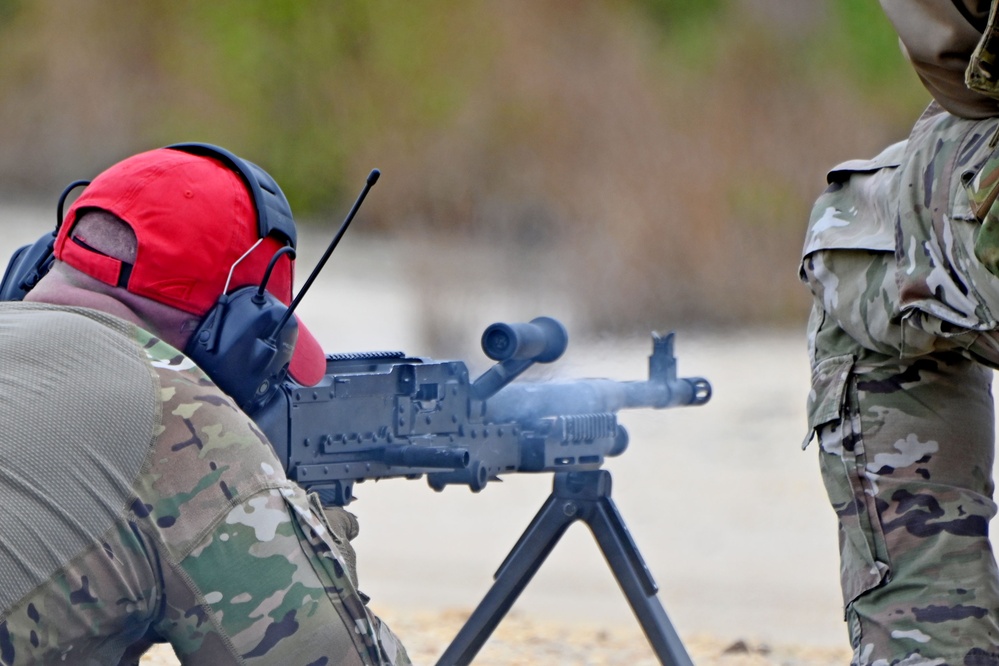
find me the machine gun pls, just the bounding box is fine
[248,316,710,507]
[247,316,710,666]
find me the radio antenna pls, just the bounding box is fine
[269,168,380,340]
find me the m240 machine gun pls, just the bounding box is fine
[244,171,713,666]
[250,315,709,506]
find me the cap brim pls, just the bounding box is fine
[287,316,326,386]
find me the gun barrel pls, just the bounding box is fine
[483,376,710,422]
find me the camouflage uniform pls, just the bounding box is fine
[798,3,999,661]
[799,97,999,660]
[0,302,410,665]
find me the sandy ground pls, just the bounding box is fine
[1,206,853,662]
[138,615,853,665]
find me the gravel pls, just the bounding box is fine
[137,607,851,665]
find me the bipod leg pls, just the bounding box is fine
[435,480,576,666]
[578,470,692,665]
[435,470,691,666]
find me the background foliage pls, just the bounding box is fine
[0,0,928,332]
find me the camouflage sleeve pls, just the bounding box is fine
[162,482,402,665]
[0,521,163,665]
[133,337,410,665]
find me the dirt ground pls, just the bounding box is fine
[138,608,852,665]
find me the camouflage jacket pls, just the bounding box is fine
[802,103,999,350]
[0,303,397,665]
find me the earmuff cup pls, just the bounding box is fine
[185,285,299,411]
[0,231,57,302]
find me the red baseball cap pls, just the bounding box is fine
[53,147,325,386]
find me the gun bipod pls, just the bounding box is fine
[435,469,692,666]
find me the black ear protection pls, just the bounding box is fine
[0,179,90,301]
[168,143,303,412]
[0,143,305,412]
[185,246,301,412]
[0,232,57,302]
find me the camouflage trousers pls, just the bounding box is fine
[801,105,999,664]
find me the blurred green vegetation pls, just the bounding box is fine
[808,0,926,114]
[0,1,929,332]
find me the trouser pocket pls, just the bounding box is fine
[808,354,891,609]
